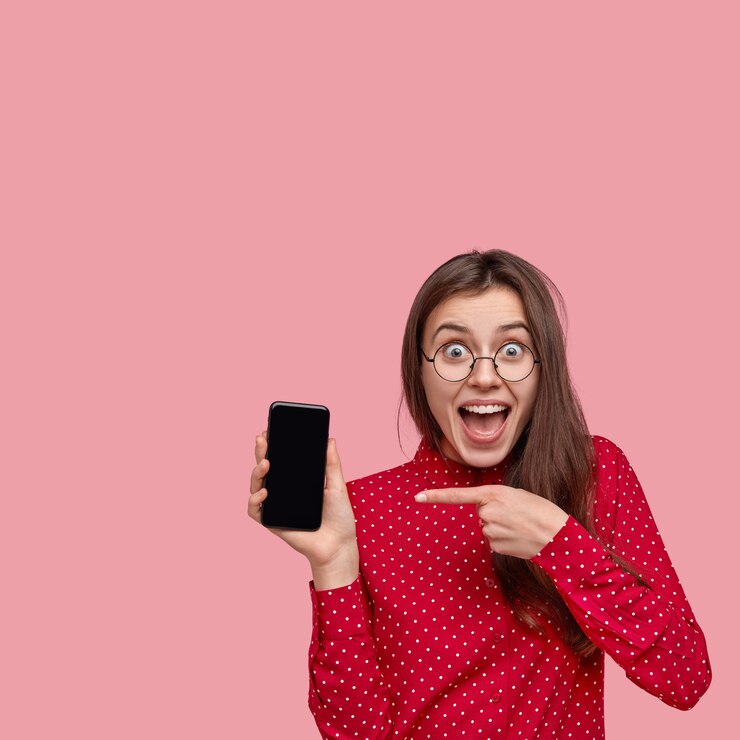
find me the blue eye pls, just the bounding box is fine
[499,342,524,359]
[441,343,471,361]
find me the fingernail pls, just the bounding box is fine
[414,493,427,503]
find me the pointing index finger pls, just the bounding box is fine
[415,488,489,505]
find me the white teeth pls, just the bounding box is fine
[461,404,508,414]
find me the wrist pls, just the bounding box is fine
[539,507,569,548]
[311,544,360,590]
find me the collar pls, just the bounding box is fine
[411,436,509,489]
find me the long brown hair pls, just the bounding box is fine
[398,248,646,658]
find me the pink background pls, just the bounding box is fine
[2,2,737,738]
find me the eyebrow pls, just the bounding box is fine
[431,321,531,343]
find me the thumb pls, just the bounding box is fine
[325,438,346,490]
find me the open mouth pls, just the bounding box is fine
[458,404,510,437]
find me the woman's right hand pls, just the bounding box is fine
[248,432,359,570]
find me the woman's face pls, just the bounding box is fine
[420,286,540,468]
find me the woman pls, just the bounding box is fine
[248,249,711,739]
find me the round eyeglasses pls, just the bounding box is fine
[422,341,541,382]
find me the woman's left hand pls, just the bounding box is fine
[414,485,569,560]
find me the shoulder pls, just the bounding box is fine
[589,434,645,536]
[590,434,625,459]
[590,434,641,480]
[590,434,633,476]
[590,434,636,489]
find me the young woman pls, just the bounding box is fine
[248,249,711,739]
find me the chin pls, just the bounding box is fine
[442,432,511,469]
[462,446,510,468]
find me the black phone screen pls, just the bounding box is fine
[261,401,330,531]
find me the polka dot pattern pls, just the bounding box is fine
[306,436,711,738]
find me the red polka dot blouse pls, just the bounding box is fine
[307,436,711,738]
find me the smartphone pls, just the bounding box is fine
[261,401,330,531]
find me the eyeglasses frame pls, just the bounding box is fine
[421,340,542,383]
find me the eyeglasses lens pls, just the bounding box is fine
[433,342,535,382]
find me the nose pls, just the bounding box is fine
[468,355,502,387]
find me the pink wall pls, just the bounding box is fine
[3,2,736,738]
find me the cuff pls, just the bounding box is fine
[530,515,610,593]
[309,573,374,640]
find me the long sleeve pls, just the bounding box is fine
[307,573,395,739]
[530,440,712,710]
